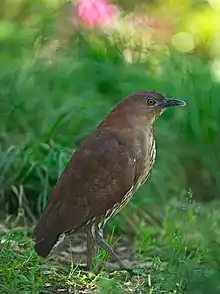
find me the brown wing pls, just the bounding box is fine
[33,130,136,257]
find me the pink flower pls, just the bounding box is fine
[75,0,119,29]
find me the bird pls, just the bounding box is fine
[32,90,186,271]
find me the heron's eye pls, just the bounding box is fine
[146,98,156,106]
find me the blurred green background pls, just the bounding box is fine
[0,0,220,232]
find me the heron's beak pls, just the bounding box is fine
[160,98,186,108]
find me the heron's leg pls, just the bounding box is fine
[94,225,126,269]
[86,228,94,271]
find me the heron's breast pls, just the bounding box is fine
[135,130,156,190]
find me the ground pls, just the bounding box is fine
[1,198,220,294]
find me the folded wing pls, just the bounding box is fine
[32,130,136,257]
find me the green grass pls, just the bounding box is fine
[2,197,220,293]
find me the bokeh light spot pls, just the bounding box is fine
[211,59,220,82]
[171,32,195,52]
[208,0,220,12]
